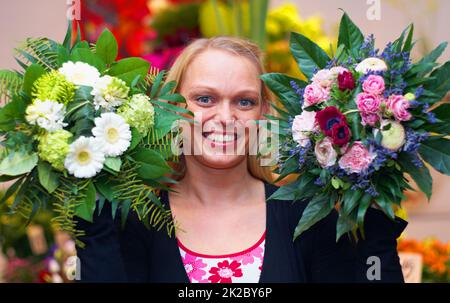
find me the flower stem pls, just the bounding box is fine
[343,109,360,115]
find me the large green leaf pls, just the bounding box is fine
[419,137,450,176]
[424,103,450,134]
[416,42,447,77]
[0,151,38,176]
[133,147,171,179]
[95,28,118,65]
[70,48,106,72]
[109,57,150,86]
[289,32,330,79]
[0,96,27,131]
[293,193,335,240]
[37,161,60,193]
[425,61,450,101]
[398,153,432,200]
[260,73,306,116]
[23,63,46,96]
[75,181,97,223]
[337,12,364,57]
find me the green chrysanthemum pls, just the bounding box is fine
[37,129,73,171]
[32,71,75,105]
[117,94,155,136]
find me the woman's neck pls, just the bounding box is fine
[173,156,263,207]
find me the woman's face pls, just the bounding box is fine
[179,49,266,169]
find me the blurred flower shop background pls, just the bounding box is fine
[0,0,449,283]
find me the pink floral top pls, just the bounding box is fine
[178,232,266,283]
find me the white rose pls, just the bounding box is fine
[355,57,388,74]
[315,137,337,168]
[292,111,317,147]
[311,69,334,88]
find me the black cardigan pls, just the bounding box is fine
[76,182,407,283]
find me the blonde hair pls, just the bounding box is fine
[165,36,275,184]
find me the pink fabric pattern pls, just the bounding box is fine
[178,232,266,283]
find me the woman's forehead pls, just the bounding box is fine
[183,49,261,87]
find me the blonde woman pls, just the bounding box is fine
[77,37,407,283]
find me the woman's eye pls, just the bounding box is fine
[196,96,212,105]
[238,99,256,107]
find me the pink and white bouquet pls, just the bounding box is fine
[262,13,450,241]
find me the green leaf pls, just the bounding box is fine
[294,194,334,240]
[0,151,38,176]
[0,96,27,131]
[425,103,450,134]
[37,161,59,193]
[95,177,116,202]
[158,81,177,97]
[260,73,306,115]
[133,147,171,179]
[104,157,122,172]
[63,21,73,49]
[289,32,330,79]
[130,127,143,151]
[150,70,165,98]
[336,212,355,242]
[109,57,150,86]
[398,153,432,200]
[70,48,106,72]
[342,189,363,216]
[419,137,450,175]
[356,193,372,238]
[402,24,414,53]
[338,12,364,57]
[95,28,118,65]
[425,61,450,101]
[75,181,96,222]
[120,199,132,228]
[416,42,448,77]
[23,63,46,96]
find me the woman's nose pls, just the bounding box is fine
[215,101,236,122]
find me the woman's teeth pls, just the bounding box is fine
[204,133,236,143]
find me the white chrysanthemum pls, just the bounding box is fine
[64,136,105,178]
[92,113,131,157]
[58,61,100,87]
[355,57,388,74]
[25,99,67,132]
[91,75,129,111]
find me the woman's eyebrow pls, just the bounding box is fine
[191,86,259,95]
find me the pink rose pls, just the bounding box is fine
[338,141,374,174]
[356,93,382,114]
[385,95,412,121]
[303,84,329,107]
[314,137,337,168]
[361,112,381,127]
[362,75,385,95]
[292,111,317,147]
[312,69,334,88]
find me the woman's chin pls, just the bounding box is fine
[193,153,247,170]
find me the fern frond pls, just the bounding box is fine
[112,159,176,236]
[15,38,58,71]
[142,126,180,162]
[0,70,23,103]
[51,176,89,247]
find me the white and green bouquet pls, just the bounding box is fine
[0,23,190,245]
[262,13,450,241]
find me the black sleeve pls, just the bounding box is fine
[76,202,151,282]
[294,204,407,283]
